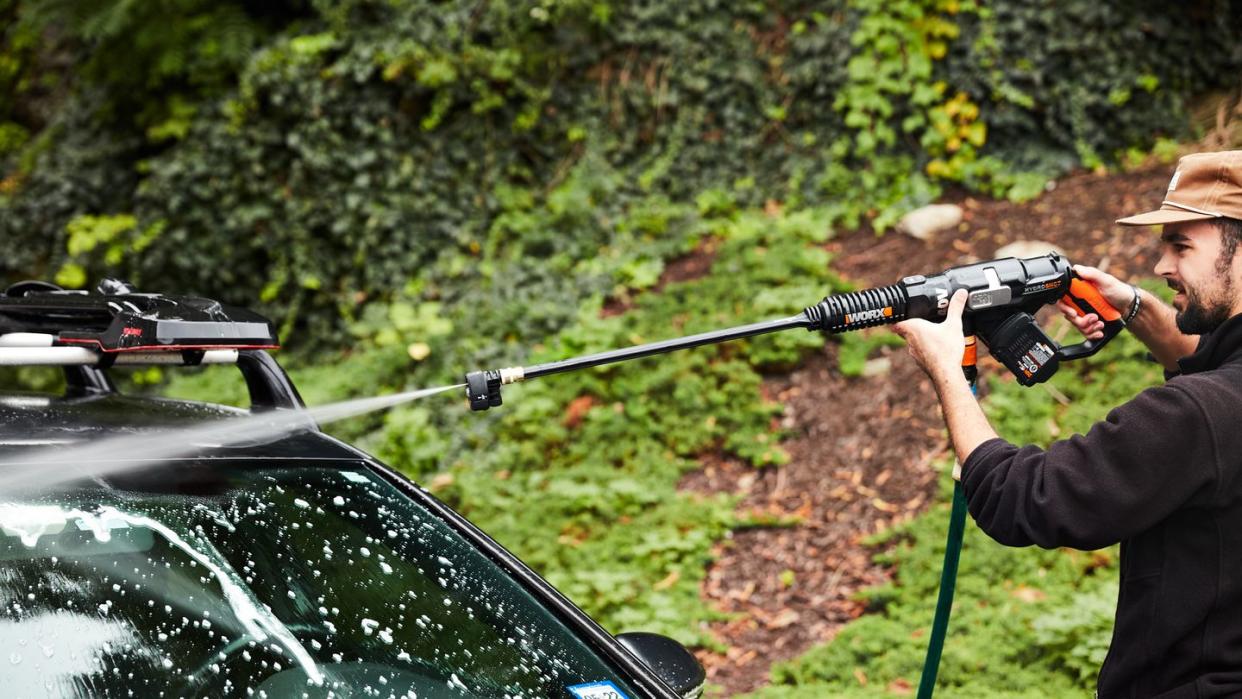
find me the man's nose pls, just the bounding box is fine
[1154,249,1175,278]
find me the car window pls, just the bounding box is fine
[0,461,641,698]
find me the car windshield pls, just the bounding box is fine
[0,459,640,698]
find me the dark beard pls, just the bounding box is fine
[1176,293,1233,334]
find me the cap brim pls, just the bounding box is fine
[1116,208,1217,226]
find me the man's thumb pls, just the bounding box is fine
[1073,264,1103,281]
[946,288,969,319]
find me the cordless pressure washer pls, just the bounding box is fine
[465,251,1123,698]
[465,252,1123,409]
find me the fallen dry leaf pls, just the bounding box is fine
[654,570,681,591]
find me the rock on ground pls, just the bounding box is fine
[896,204,964,241]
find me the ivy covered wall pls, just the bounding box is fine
[1,0,1240,347]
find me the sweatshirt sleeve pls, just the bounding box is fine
[959,382,1219,550]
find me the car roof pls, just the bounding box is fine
[0,391,365,462]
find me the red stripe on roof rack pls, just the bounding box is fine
[57,338,280,352]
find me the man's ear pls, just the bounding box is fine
[1225,225,1242,313]
[1230,246,1242,294]
[1212,219,1242,278]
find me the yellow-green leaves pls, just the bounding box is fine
[289,32,337,58]
[56,214,165,288]
[65,214,138,257]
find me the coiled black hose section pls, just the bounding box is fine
[803,283,910,332]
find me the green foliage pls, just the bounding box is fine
[747,489,1107,697]
[19,0,295,132]
[4,1,1239,341]
[1031,581,1118,684]
[944,3,1240,180]
[54,213,166,287]
[747,301,1171,696]
[439,219,844,644]
[835,0,987,188]
[0,0,40,174]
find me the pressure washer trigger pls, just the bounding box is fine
[1057,276,1125,361]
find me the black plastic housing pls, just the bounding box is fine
[465,370,502,411]
[977,312,1060,385]
[0,280,301,415]
[0,280,278,352]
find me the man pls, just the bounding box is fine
[894,150,1242,697]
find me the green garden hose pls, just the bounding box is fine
[917,482,969,698]
[917,369,976,698]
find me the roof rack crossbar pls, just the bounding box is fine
[0,348,240,366]
[0,333,56,348]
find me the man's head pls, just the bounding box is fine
[1155,218,1242,334]
[1118,151,1242,334]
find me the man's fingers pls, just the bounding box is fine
[1054,300,1105,339]
[1056,299,1082,319]
[1056,299,1103,331]
[893,318,927,340]
[1072,264,1111,284]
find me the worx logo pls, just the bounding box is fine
[845,307,893,324]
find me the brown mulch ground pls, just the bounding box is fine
[673,165,1175,695]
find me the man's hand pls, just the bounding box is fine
[1056,265,1135,340]
[893,288,971,385]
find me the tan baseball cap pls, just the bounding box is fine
[1117,150,1242,226]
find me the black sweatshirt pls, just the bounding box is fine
[962,313,1242,698]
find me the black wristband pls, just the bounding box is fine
[1122,285,1142,326]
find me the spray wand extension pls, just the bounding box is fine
[465,252,1125,410]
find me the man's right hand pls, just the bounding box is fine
[1056,264,1135,340]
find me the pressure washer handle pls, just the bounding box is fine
[1057,276,1125,361]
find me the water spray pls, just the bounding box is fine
[0,384,464,494]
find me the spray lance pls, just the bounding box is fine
[464,252,1124,409]
[463,252,1125,697]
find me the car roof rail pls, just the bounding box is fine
[0,279,306,413]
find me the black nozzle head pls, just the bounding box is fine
[465,370,503,411]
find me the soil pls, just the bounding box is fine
[674,165,1176,695]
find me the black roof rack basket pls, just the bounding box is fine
[0,280,304,411]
